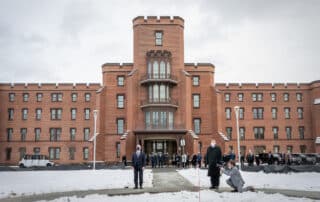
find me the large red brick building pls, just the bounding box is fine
[1,16,319,165]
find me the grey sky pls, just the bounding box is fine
[0,0,319,83]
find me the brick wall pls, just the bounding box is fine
[0,83,100,165]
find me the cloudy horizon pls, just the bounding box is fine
[0,0,319,84]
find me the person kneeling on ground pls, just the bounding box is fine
[220,160,254,193]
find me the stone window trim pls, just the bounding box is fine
[192,76,200,86]
[116,118,125,135]
[36,93,43,102]
[117,75,125,86]
[193,118,201,134]
[193,94,200,108]
[85,93,91,102]
[117,94,125,109]
[155,30,163,46]
[9,93,15,102]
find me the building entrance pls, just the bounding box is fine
[144,139,177,156]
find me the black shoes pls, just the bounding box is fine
[209,186,218,190]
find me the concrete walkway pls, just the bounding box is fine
[0,168,319,201]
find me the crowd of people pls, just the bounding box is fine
[146,152,203,168]
[135,149,295,170]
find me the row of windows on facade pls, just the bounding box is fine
[7,116,195,137]
[6,117,125,140]
[228,145,307,155]
[225,126,306,140]
[4,147,92,161]
[7,108,92,120]
[225,107,304,120]
[224,92,303,102]
[6,128,91,142]
[8,92,92,102]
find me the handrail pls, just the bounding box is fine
[140,73,178,81]
[140,98,178,106]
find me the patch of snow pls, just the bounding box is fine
[178,168,320,191]
[0,169,153,199]
[37,191,315,202]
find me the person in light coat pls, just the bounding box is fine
[221,160,254,193]
[181,153,187,168]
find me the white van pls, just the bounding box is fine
[19,154,54,168]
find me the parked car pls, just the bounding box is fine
[290,154,302,165]
[311,153,320,164]
[19,154,54,168]
[303,154,317,165]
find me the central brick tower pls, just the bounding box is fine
[98,16,218,163]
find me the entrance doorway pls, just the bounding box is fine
[144,140,177,156]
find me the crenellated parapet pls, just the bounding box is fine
[0,82,101,91]
[101,63,134,73]
[184,63,215,73]
[215,82,312,90]
[133,16,184,28]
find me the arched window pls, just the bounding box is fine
[167,62,171,77]
[153,61,159,79]
[160,61,166,78]
[148,61,152,75]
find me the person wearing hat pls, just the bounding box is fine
[132,144,146,189]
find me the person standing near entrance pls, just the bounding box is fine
[197,152,202,168]
[132,145,146,189]
[206,139,222,189]
[181,153,187,168]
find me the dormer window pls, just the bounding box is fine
[155,31,163,46]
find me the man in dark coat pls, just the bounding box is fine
[132,145,146,189]
[267,151,274,165]
[192,154,197,168]
[246,149,255,166]
[206,139,222,189]
[197,152,202,168]
[229,150,236,161]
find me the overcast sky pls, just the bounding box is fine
[0,0,319,83]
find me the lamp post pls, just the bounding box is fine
[234,106,241,171]
[93,110,98,170]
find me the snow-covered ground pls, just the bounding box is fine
[37,191,316,202]
[178,168,320,191]
[0,169,153,199]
